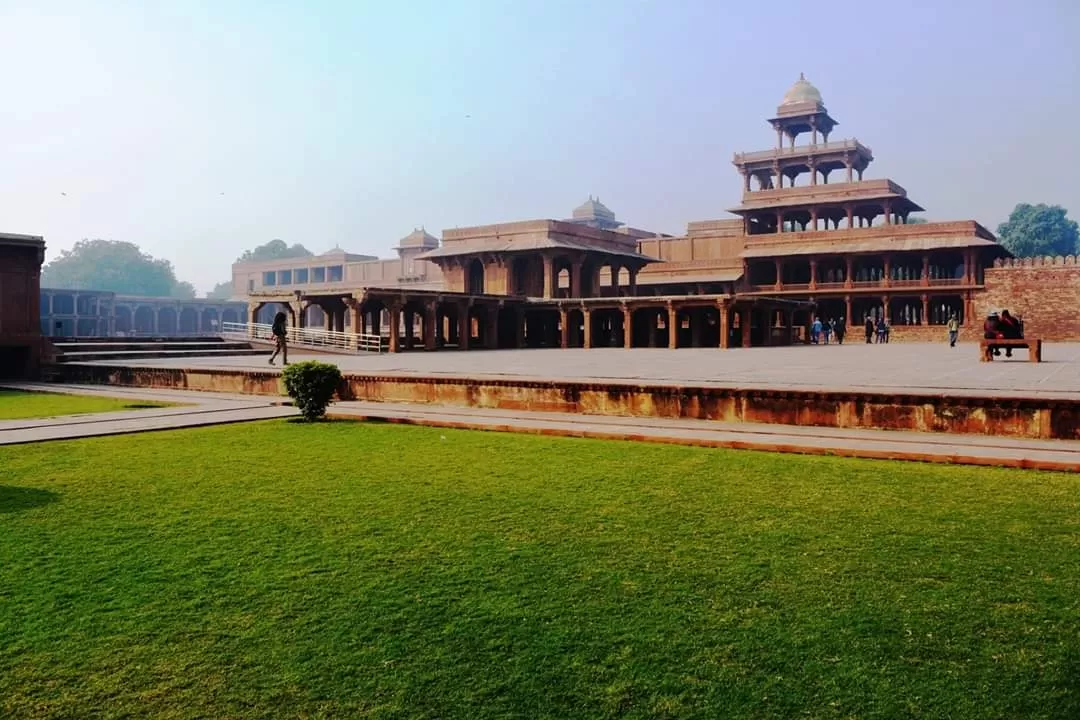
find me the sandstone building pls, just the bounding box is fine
[239,75,1034,351]
[0,232,46,377]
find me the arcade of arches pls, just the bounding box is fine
[250,289,810,352]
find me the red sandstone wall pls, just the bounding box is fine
[980,256,1080,341]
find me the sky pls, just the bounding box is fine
[1,0,1078,294]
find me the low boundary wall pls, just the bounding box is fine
[52,362,1080,441]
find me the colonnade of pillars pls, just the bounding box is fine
[762,251,977,292]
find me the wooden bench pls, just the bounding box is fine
[980,337,1042,362]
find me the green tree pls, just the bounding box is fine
[905,217,928,224]
[206,281,234,300]
[237,239,313,263]
[41,239,194,296]
[996,203,1079,257]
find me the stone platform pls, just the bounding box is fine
[50,343,1080,441]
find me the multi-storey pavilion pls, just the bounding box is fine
[241,75,1007,351]
[729,74,1007,327]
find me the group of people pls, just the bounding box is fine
[863,316,891,344]
[983,309,1023,358]
[810,317,846,344]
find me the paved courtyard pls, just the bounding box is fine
[82,342,1080,399]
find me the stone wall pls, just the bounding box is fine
[979,256,1080,341]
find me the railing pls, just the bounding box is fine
[220,322,382,353]
[734,139,870,164]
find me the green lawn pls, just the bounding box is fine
[0,389,174,420]
[1,422,1078,719]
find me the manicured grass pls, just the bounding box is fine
[1,422,1078,719]
[0,389,175,420]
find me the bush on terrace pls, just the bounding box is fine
[281,360,342,420]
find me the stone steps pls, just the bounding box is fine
[53,341,252,353]
[50,337,264,364]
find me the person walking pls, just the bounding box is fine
[835,316,846,345]
[268,311,289,366]
[864,315,874,344]
[947,314,959,347]
[811,317,822,344]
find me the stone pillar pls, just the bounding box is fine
[808,159,818,186]
[882,296,891,325]
[920,295,929,326]
[845,257,854,288]
[570,259,583,298]
[690,309,703,348]
[773,162,782,189]
[844,155,853,183]
[424,304,438,350]
[516,308,527,349]
[846,204,854,229]
[810,207,818,231]
[485,308,499,350]
[743,171,751,192]
[404,309,415,349]
[583,308,592,349]
[622,306,632,349]
[718,302,730,349]
[883,256,892,287]
[457,305,470,350]
[628,267,638,297]
[809,259,818,290]
[775,209,783,233]
[388,304,401,353]
[845,295,853,325]
[922,255,931,286]
[610,263,622,297]
[559,309,569,349]
[667,303,678,349]
[964,293,974,325]
[543,255,555,299]
[884,200,892,225]
[774,259,783,291]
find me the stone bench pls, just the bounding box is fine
[980,337,1042,363]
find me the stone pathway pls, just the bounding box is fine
[324,401,1080,472]
[0,383,296,446]
[77,343,1080,400]
[4,383,1077,471]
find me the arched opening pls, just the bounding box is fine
[201,308,219,333]
[134,306,155,334]
[222,308,240,325]
[158,308,177,336]
[467,259,485,295]
[114,306,133,335]
[179,308,199,334]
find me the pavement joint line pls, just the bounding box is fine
[0,403,295,433]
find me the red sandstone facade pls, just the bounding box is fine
[242,75,1032,351]
[0,233,46,377]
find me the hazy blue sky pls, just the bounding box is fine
[2,0,1078,292]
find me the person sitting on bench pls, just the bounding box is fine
[998,309,1022,358]
[983,311,1002,356]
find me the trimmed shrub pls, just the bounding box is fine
[281,361,343,421]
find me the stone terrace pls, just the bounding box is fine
[75,342,1080,400]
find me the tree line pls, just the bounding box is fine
[38,203,1080,299]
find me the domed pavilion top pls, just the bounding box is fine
[781,73,824,107]
[399,227,439,249]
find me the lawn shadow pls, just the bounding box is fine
[0,486,60,514]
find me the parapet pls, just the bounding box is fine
[992,255,1079,268]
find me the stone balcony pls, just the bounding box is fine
[733,138,873,166]
[734,179,909,211]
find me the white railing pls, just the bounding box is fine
[220,322,382,354]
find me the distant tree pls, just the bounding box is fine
[171,281,197,299]
[206,281,234,300]
[996,203,1079,257]
[41,239,194,296]
[905,217,928,224]
[237,239,313,263]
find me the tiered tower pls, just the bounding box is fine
[725,75,1005,331]
[729,73,923,234]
